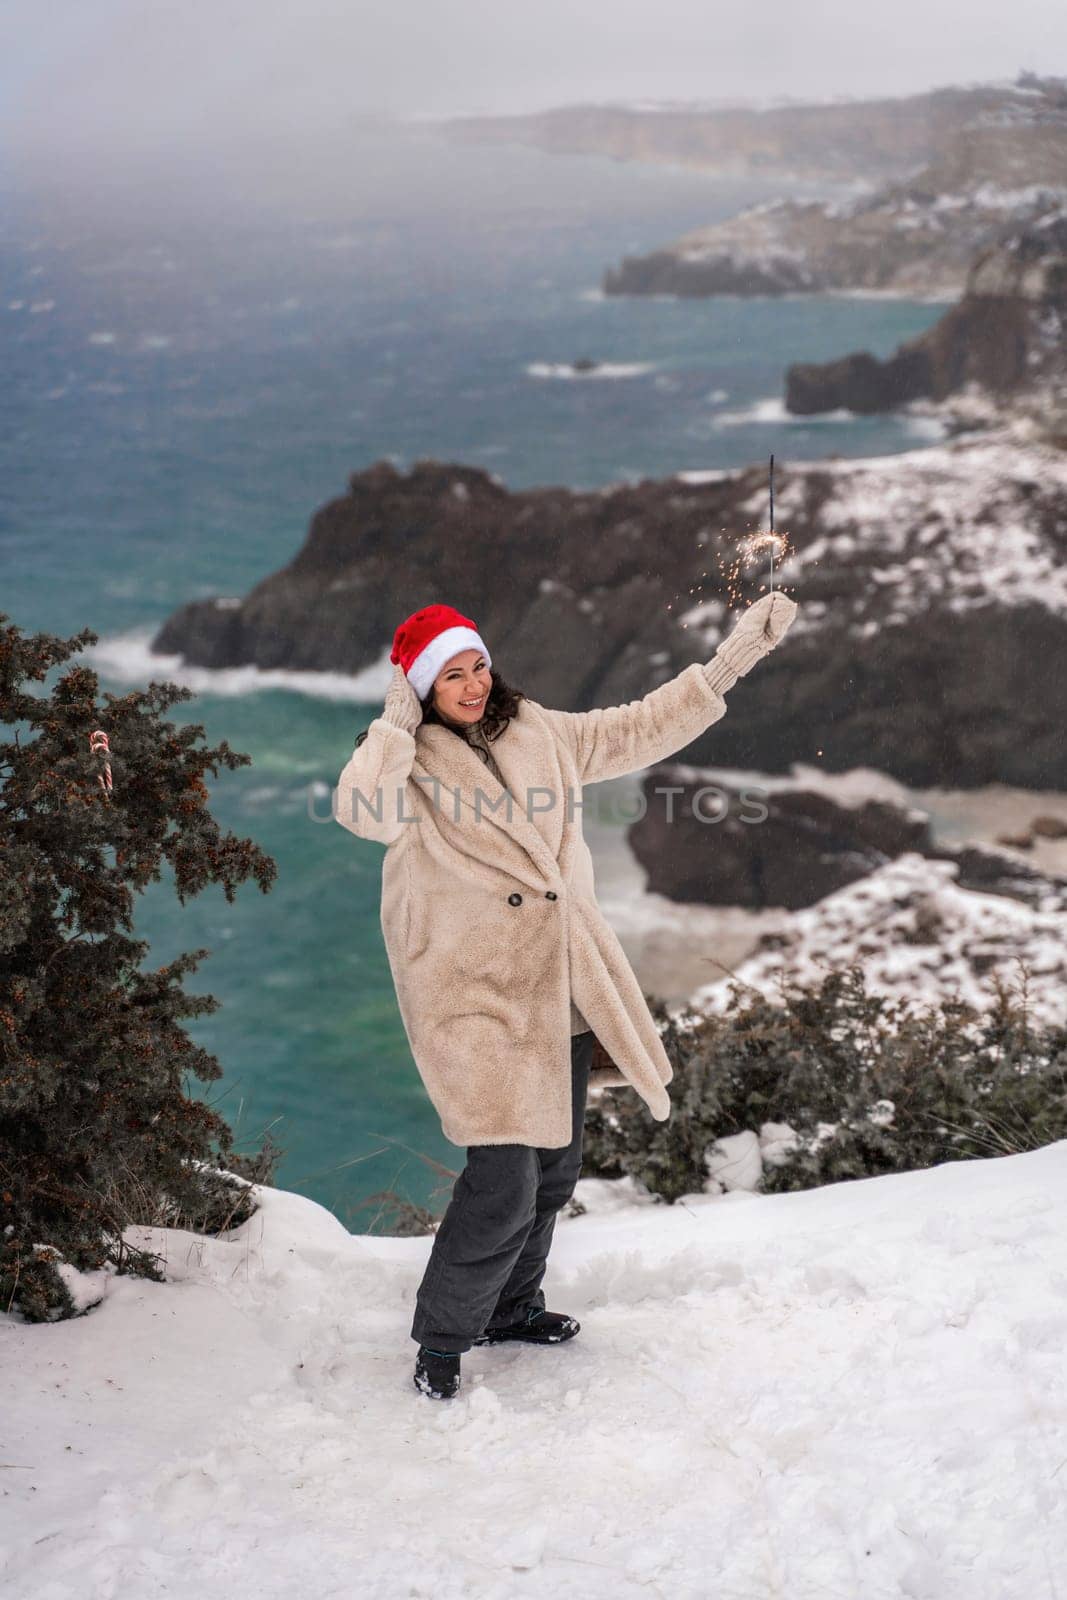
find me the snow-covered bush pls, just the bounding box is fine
[582,963,1067,1202]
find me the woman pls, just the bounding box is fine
[334,594,797,1400]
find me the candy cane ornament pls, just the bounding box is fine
[89,729,113,798]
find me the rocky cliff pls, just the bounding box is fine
[152,429,1067,789]
[601,76,1067,299]
[627,768,1067,912]
[441,81,1040,186]
[785,209,1067,415]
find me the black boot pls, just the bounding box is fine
[473,1308,580,1346]
[414,1345,462,1399]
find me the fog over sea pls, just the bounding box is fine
[2,123,953,1223]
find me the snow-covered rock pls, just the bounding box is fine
[704,1128,763,1192]
[602,79,1067,300]
[628,761,1067,912]
[685,851,1067,1029]
[704,1126,805,1194]
[787,208,1067,415]
[705,425,1067,788]
[150,423,1067,789]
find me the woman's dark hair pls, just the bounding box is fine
[354,665,526,749]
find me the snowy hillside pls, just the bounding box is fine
[705,425,1067,645]
[3,1145,1066,1598]
[601,79,1067,299]
[686,852,1067,1029]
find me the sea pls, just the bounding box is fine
[1,122,954,1227]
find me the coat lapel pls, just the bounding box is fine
[412,705,565,886]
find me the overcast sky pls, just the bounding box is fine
[5,0,1066,179]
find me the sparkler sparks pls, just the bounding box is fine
[735,528,787,566]
[716,526,793,607]
[720,456,792,603]
[668,455,794,631]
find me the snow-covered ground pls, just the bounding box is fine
[3,1145,1066,1599]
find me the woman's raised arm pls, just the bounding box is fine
[333,664,423,846]
[536,592,797,786]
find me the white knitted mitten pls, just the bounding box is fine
[380,663,424,733]
[702,591,798,697]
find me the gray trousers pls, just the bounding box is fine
[410,1029,594,1354]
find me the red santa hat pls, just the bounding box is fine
[390,604,492,700]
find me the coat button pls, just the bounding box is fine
[507,892,522,906]
[545,890,557,900]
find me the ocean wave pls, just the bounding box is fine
[526,360,655,381]
[819,287,961,305]
[902,412,949,441]
[712,395,949,437]
[674,467,735,485]
[713,397,863,427]
[84,627,394,703]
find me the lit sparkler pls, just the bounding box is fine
[715,456,792,606]
[669,455,792,632]
[735,527,787,587]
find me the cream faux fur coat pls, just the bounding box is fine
[333,662,731,1149]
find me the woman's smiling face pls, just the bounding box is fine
[431,649,492,726]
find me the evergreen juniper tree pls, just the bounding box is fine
[0,614,280,1322]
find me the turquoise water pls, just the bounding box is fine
[1,126,948,1223]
